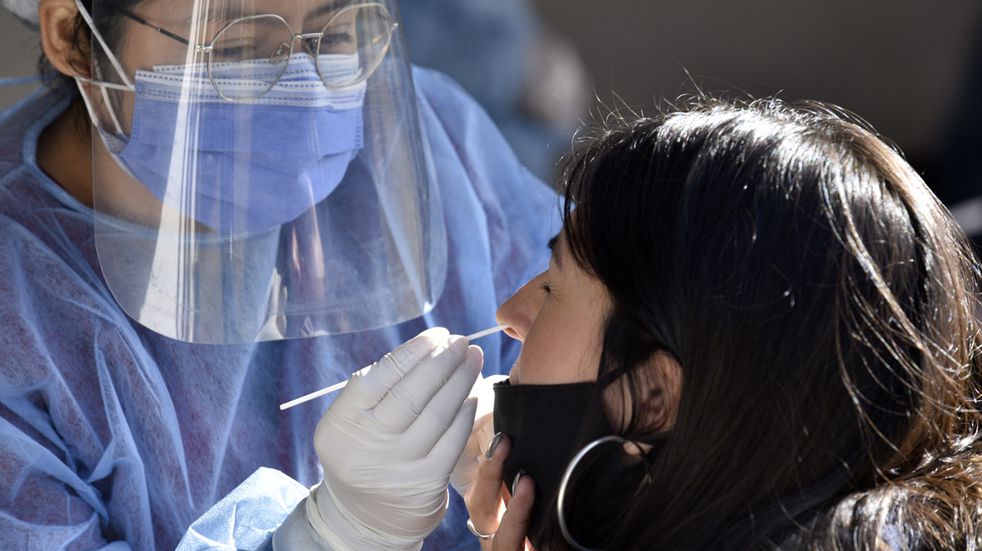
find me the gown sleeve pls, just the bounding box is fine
[176,468,308,551]
[0,217,149,550]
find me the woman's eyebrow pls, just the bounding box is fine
[547,234,563,268]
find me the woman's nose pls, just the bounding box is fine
[495,272,547,343]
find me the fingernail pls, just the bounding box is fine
[486,432,504,460]
[511,470,526,496]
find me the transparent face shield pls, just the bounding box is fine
[78,0,447,344]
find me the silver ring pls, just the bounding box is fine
[466,517,495,541]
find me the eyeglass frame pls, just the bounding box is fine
[117,2,398,102]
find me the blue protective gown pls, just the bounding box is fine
[0,67,559,550]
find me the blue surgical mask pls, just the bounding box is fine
[101,54,366,235]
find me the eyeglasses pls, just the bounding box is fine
[120,2,397,101]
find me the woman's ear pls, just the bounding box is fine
[636,352,682,432]
[39,0,90,79]
[603,351,682,436]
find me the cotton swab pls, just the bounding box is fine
[462,325,507,341]
[278,325,506,411]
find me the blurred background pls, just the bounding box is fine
[2,1,980,214]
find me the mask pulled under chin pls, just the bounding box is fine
[493,378,666,549]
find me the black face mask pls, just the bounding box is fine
[493,379,664,550]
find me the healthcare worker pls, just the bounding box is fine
[0,0,558,549]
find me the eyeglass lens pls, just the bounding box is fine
[207,4,394,100]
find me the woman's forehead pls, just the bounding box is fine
[134,0,352,26]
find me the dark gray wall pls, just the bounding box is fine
[0,12,40,110]
[533,0,982,161]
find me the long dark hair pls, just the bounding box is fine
[549,97,982,549]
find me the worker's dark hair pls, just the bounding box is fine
[540,97,982,549]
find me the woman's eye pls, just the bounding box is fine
[540,281,552,294]
[321,31,354,47]
[216,44,254,58]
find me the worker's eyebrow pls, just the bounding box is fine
[177,0,351,26]
[547,234,563,268]
[305,0,352,22]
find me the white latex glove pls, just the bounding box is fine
[306,327,483,551]
[450,374,507,498]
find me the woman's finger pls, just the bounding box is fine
[493,472,535,551]
[466,432,510,533]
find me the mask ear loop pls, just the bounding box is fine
[73,0,135,135]
[97,68,125,135]
[73,0,135,90]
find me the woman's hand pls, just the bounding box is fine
[308,328,484,550]
[465,434,536,551]
[450,374,507,498]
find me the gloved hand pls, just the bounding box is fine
[307,327,483,550]
[450,374,507,499]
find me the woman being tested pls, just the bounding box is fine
[0,0,557,548]
[302,98,982,549]
[465,99,982,549]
